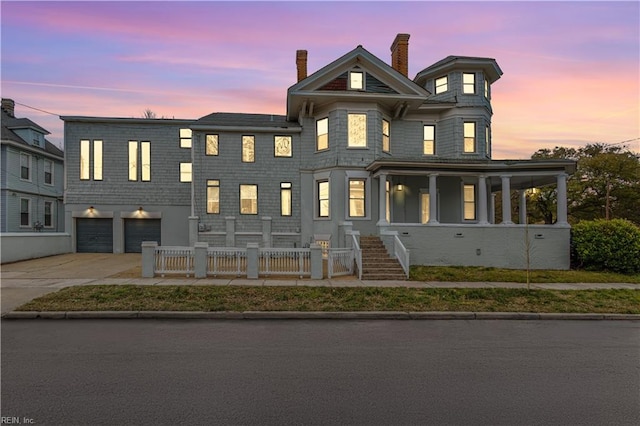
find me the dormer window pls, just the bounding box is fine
[463,73,475,94]
[349,71,364,90]
[435,76,448,94]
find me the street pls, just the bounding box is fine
[2,319,639,425]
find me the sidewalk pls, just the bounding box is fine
[2,253,638,318]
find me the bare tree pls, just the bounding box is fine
[142,109,157,119]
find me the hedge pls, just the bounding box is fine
[572,219,640,274]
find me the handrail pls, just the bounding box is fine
[393,234,410,278]
[351,233,362,280]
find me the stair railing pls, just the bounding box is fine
[350,232,363,280]
[392,234,410,279]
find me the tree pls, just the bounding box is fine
[142,109,157,119]
[529,143,640,225]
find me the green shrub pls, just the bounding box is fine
[572,219,640,274]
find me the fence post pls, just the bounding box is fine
[310,243,323,280]
[194,242,208,278]
[189,216,199,246]
[247,243,259,279]
[262,216,272,248]
[141,241,157,278]
[339,221,353,248]
[225,216,236,247]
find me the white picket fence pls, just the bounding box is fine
[207,248,246,276]
[327,248,355,278]
[260,248,311,277]
[155,246,194,276]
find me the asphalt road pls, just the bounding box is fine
[2,320,639,425]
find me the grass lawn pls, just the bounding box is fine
[16,285,640,314]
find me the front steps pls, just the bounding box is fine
[359,236,407,280]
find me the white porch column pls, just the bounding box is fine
[519,190,527,225]
[377,174,388,226]
[556,173,568,225]
[501,175,513,224]
[478,175,488,224]
[428,174,439,224]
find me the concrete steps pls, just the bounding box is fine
[359,236,407,280]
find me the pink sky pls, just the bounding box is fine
[2,1,638,158]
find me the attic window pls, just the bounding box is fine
[349,71,364,90]
[435,76,448,94]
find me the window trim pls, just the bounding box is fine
[242,135,255,163]
[463,122,476,154]
[347,112,368,149]
[463,73,476,94]
[382,119,390,153]
[316,179,330,219]
[280,182,292,216]
[80,139,90,180]
[345,171,371,220]
[485,125,491,157]
[44,159,53,185]
[205,134,219,156]
[179,128,192,149]
[20,197,30,227]
[93,140,103,181]
[484,79,490,99]
[463,183,476,221]
[348,70,365,91]
[179,162,192,183]
[207,179,220,214]
[316,117,329,152]
[423,124,436,156]
[239,184,258,215]
[128,141,138,181]
[20,153,31,181]
[347,178,367,218]
[435,76,448,94]
[44,200,53,228]
[274,135,292,158]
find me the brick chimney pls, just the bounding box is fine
[1,98,15,117]
[390,33,410,77]
[296,50,308,82]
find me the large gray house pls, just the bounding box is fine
[62,34,575,269]
[1,98,65,233]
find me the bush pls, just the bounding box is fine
[572,219,640,274]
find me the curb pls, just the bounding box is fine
[2,311,640,320]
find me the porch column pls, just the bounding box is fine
[478,175,488,224]
[377,174,388,226]
[519,190,527,224]
[501,175,513,224]
[490,193,496,224]
[428,174,439,224]
[556,173,568,225]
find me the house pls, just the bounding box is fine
[1,98,64,233]
[62,34,575,269]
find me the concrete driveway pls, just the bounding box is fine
[1,253,141,314]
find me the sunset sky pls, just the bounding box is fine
[2,1,638,158]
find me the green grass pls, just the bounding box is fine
[409,266,640,283]
[16,285,640,314]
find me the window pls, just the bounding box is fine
[281,182,292,216]
[316,118,328,151]
[44,159,53,185]
[435,76,448,94]
[463,73,475,94]
[349,71,364,90]
[180,163,192,182]
[485,125,490,156]
[423,125,435,155]
[128,141,138,181]
[318,180,329,217]
[141,142,151,181]
[207,180,220,214]
[44,201,53,227]
[464,122,476,153]
[484,79,489,99]
[421,193,430,224]
[80,140,102,180]
[206,134,218,156]
[180,128,192,148]
[382,119,390,152]
[348,179,366,217]
[242,136,255,162]
[348,113,367,148]
[274,135,292,157]
[20,198,30,227]
[240,184,258,214]
[20,153,31,180]
[464,184,476,220]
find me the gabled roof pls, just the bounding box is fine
[287,45,430,120]
[414,55,503,86]
[1,109,63,158]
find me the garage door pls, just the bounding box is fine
[76,218,113,253]
[124,219,161,253]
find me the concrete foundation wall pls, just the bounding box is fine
[388,224,571,270]
[1,233,71,264]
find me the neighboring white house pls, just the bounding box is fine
[62,34,575,269]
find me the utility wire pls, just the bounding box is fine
[14,102,59,117]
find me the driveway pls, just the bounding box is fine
[1,253,141,313]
